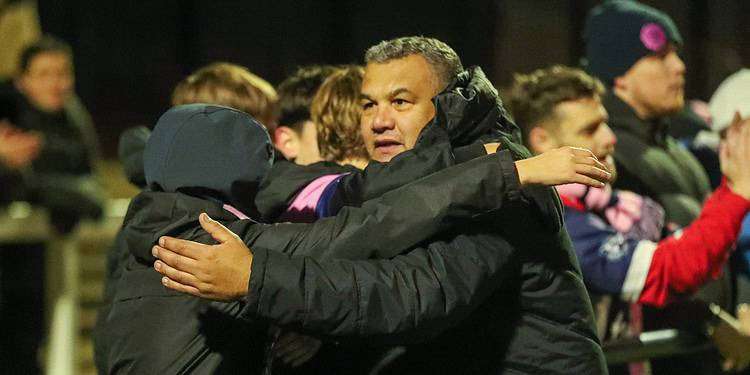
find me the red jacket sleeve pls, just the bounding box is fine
[639,179,750,307]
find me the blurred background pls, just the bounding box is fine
[25,0,750,155]
[0,0,748,374]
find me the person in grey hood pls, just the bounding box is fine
[98,102,599,374]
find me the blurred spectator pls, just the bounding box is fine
[0,95,40,201]
[0,0,40,79]
[258,65,370,224]
[171,61,278,129]
[508,65,750,374]
[710,69,750,133]
[1,35,103,233]
[311,65,368,168]
[262,65,369,374]
[710,68,750,305]
[2,33,103,375]
[584,0,710,227]
[669,103,722,189]
[273,65,337,164]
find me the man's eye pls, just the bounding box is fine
[362,102,375,110]
[393,99,410,108]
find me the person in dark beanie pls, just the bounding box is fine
[584,0,708,227]
[584,1,734,374]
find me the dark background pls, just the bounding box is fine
[37,0,749,157]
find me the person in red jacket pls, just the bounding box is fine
[507,65,750,372]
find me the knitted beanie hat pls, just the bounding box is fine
[583,0,682,85]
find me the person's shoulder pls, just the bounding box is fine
[256,160,353,221]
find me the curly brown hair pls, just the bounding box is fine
[311,65,368,163]
[171,62,278,130]
[507,65,605,143]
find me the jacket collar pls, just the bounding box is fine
[604,92,670,147]
[416,66,529,159]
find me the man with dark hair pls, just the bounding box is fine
[364,36,463,91]
[273,65,337,164]
[508,65,750,373]
[154,36,609,374]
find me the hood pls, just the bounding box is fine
[417,66,529,159]
[121,190,251,266]
[144,104,274,215]
[118,125,151,188]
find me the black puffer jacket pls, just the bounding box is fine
[98,104,527,374]
[242,68,606,374]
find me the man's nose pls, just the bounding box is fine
[670,52,686,76]
[371,106,395,133]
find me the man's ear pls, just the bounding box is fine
[527,126,555,155]
[274,126,299,160]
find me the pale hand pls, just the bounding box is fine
[515,146,611,188]
[153,213,252,301]
[0,121,42,169]
[720,113,750,199]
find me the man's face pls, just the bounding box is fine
[534,95,617,172]
[360,54,440,162]
[616,45,685,119]
[16,52,74,113]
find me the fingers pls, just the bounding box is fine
[288,342,321,368]
[569,147,597,159]
[731,111,743,128]
[276,332,301,348]
[274,334,321,368]
[723,359,736,372]
[199,213,240,244]
[573,174,606,188]
[153,258,201,287]
[275,333,305,358]
[160,275,203,297]
[157,236,205,260]
[153,245,199,272]
[574,156,610,175]
[574,163,609,187]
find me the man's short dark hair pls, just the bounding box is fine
[507,65,605,143]
[19,35,73,73]
[276,65,338,131]
[364,36,463,89]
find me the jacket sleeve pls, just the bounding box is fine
[564,181,750,308]
[328,141,487,211]
[241,231,514,343]
[641,180,750,306]
[242,150,521,261]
